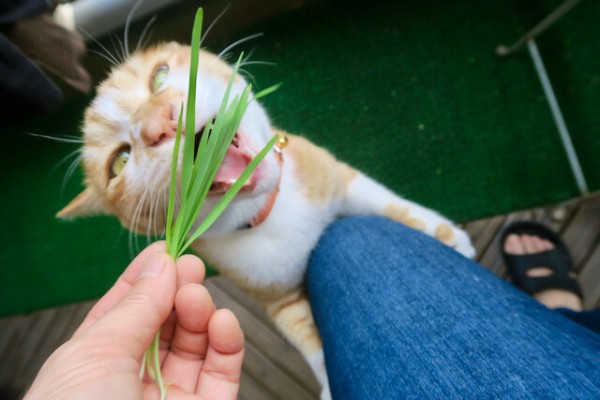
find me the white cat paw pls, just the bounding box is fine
[452,227,476,258]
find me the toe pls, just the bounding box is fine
[504,234,525,255]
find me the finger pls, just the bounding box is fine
[161,284,215,392]
[75,241,168,335]
[196,309,244,400]
[176,254,205,288]
[158,254,205,366]
[83,251,178,359]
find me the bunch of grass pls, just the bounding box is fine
[141,8,278,398]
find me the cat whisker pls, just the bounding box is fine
[124,0,146,58]
[217,32,264,61]
[62,153,84,194]
[136,14,157,53]
[200,4,230,48]
[27,132,84,144]
[53,148,81,170]
[129,183,150,255]
[89,49,118,66]
[81,29,121,66]
[242,47,256,63]
[238,67,257,87]
[140,24,157,51]
[110,35,127,65]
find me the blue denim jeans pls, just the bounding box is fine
[306,217,600,399]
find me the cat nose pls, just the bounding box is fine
[140,103,177,146]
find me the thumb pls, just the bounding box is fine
[85,252,177,358]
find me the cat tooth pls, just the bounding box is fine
[226,179,237,185]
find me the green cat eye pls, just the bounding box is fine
[151,64,169,93]
[109,146,130,178]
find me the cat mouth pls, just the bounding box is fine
[193,128,255,194]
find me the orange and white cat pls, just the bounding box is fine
[59,42,475,399]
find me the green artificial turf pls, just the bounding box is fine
[1,0,598,316]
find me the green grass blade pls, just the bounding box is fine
[254,83,282,100]
[165,105,184,255]
[181,8,203,192]
[178,134,278,255]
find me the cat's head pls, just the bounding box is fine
[58,42,280,236]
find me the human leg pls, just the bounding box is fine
[307,216,600,399]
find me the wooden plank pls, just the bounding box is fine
[19,302,94,383]
[12,309,57,379]
[242,340,316,400]
[0,301,95,396]
[238,370,279,400]
[210,277,281,335]
[561,197,600,270]
[464,215,506,262]
[0,314,31,388]
[0,314,28,364]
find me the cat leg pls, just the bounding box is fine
[263,289,331,400]
[342,172,475,258]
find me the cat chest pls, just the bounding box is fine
[194,206,335,291]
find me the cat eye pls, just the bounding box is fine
[151,64,169,93]
[109,145,131,179]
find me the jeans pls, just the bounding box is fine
[306,217,600,399]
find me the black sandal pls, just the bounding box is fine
[500,221,583,299]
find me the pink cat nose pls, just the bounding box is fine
[140,103,177,146]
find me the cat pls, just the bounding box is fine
[58,42,475,399]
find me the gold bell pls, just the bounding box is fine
[275,134,289,150]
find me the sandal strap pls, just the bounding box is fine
[504,248,582,297]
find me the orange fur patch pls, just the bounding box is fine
[405,217,427,231]
[384,204,410,222]
[384,204,427,231]
[266,290,322,355]
[434,223,455,245]
[283,131,357,204]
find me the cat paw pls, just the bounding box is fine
[434,223,475,258]
[451,227,476,258]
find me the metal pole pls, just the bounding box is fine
[527,39,589,195]
[496,0,583,56]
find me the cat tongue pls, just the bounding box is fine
[213,144,250,184]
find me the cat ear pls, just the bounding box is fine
[57,187,107,219]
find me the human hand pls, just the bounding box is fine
[24,241,244,400]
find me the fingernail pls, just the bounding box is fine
[138,253,167,279]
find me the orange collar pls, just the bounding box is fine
[248,141,284,228]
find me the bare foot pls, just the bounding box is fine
[504,233,583,311]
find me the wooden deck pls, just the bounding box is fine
[1,195,598,399]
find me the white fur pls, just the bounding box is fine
[193,153,336,291]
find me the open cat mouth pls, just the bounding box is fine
[193,127,254,194]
